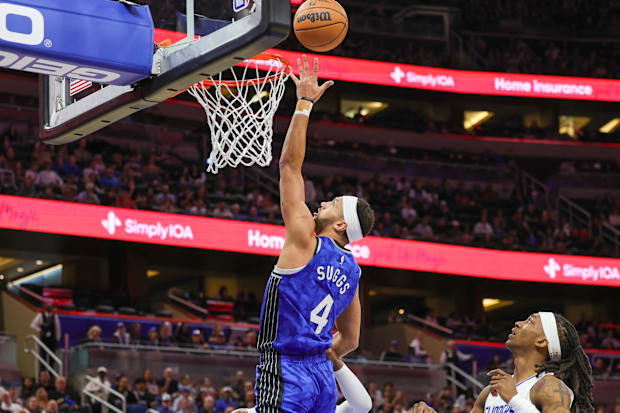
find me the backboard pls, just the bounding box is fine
[11,0,291,144]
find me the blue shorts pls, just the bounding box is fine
[254,352,337,413]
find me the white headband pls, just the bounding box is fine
[342,196,363,243]
[539,312,562,361]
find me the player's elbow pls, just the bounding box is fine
[343,334,359,354]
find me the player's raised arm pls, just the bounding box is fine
[279,56,333,250]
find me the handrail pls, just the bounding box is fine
[406,314,454,335]
[601,223,620,256]
[558,195,592,234]
[12,284,45,303]
[245,166,279,198]
[446,362,485,391]
[82,375,125,413]
[168,291,208,316]
[24,334,63,378]
[520,170,549,203]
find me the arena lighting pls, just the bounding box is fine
[0,274,4,280]
[559,115,590,138]
[398,308,405,315]
[16,267,23,273]
[464,111,494,131]
[147,269,160,278]
[599,118,620,134]
[482,298,515,311]
[10,264,63,286]
[35,260,43,265]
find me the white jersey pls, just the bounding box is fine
[484,373,574,413]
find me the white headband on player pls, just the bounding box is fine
[539,312,562,361]
[342,196,363,243]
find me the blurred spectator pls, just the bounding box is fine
[109,376,137,410]
[485,353,505,371]
[46,400,58,413]
[380,339,403,362]
[189,330,205,348]
[214,387,237,412]
[30,306,61,368]
[230,371,245,404]
[36,371,53,394]
[211,202,233,219]
[35,388,48,412]
[159,322,174,347]
[217,287,233,301]
[84,367,110,413]
[113,322,130,345]
[26,397,39,413]
[143,369,159,396]
[157,368,179,397]
[48,376,79,411]
[134,378,157,408]
[414,216,434,239]
[601,330,620,349]
[1,390,21,413]
[175,324,192,346]
[129,323,144,345]
[19,378,35,402]
[155,393,173,413]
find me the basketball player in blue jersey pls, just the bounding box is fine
[246,55,374,413]
[410,312,593,413]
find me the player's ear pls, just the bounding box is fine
[334,219,347,236]
[534,336,548,352]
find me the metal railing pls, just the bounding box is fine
[406,314,454,335]
[168,291,209,317]
[82,375,125,413]
[71,341,484,396]
[245,166,279,198]
[520,170,549,204]
[601,223,620,256]
[558,195,592,235]
[24,334,63,378]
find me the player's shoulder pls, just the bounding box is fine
[529,374,573,407]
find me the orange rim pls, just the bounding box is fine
[194,52,291,89]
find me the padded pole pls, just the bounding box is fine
[186,0,195,40]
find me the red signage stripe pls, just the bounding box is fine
[1,195,619,286]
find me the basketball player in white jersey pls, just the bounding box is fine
[410,312,593,413]
[232,348,372,413]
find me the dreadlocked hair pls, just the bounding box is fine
[535,313,594,413]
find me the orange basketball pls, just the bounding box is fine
[293,0,348,53]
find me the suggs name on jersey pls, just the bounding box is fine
[316,265,351,295]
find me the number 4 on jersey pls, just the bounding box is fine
[310,294,334,334]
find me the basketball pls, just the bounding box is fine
[293,0,348,52]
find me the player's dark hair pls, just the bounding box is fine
[357,198,374,237]
[535,313,593,413]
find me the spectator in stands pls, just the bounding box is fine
[414,216,434,239]
[403,343,427,364]
[172,387,194,413]
[19,378,35,402]
[159,322,174,347]
[146,327,159,346]
[48,376,79,411]
[214,387,237,412]
[234,288,258,322]
[189,330,205,348]
[46,400,58,413]
[6,385,21,407]
[485,353,505,371]
[36,371,53,394]
[217,287,233,301]
[84,325,102,343]
[155,393,173,413]
[211,202,233,219]
[157,368,179,398]
[1,389,21,413]
[84,367,111,413]
[26,396,39,413]
[129,323,143,345]
[113,322,130,345]
[143,370,159,397]
[473,213,494,237]
[37,163,63,187]
[592,358,609,379]
[208,329,229,350]
[380,339,403,362]
[242,330,257,350]
[198,396,215,413]
[109,376,137,410]
[34,389,47,412]
[76,183,101,204]
[30,306,61,369]
[133,378,157,408]
[175,398,192,413]
[601,330,620,349]
[230,371,245,404]
[175,324,192,345]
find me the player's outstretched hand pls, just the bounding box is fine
[290,55,334,103]
[409,401,438,413]
[326,348,344,372]
[487,369,517,402]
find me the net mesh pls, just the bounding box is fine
[188,56,290,174]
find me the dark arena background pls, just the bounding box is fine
[0,0,620,412]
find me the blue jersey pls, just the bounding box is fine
[257,236,361,356]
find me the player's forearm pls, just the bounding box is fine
[279,100,312,171]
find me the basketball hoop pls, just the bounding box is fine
[188,52,291,174]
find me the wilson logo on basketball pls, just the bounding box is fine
[297,12,332,24]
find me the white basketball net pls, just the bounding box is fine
[188,56,290,174]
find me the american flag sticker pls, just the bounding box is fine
[233,0,249,12]
[70,79,93,96]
